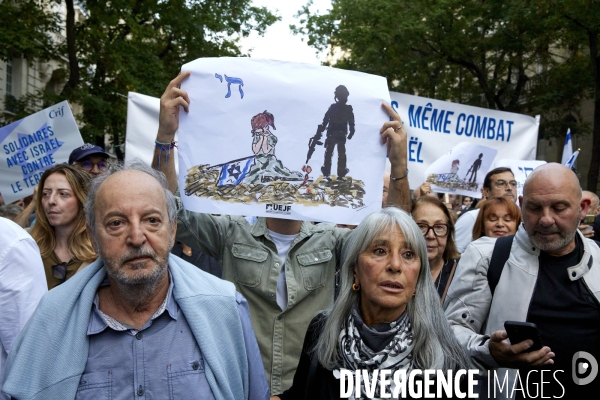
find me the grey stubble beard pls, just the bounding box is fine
[100,239,173,311]
[529,229,576,253]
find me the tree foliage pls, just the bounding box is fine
[2,0,278,157]
[294,0,600,190]
[547,0,600,192]
[0,0,61,62]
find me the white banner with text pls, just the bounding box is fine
[0,101,83,203]
[390,92,539,197]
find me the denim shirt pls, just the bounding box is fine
[177,211,351,393]
[79,276,267,400]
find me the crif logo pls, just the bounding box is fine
[49,105,65,119]
[572,351,598,385]
[265,204,292,215]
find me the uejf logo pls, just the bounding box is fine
[265,204,292,215]
[572,351,598,385]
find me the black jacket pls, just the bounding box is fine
[277,313,467,400]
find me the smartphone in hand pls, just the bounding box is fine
[504,321,543,352]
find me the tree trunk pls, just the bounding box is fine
[113,132,124,161]
[60,0,79,98]
[587,30,600,192]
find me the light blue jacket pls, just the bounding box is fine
[3,254,252,400]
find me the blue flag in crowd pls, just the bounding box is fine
[561,129,572,165]
[564,150,579,170]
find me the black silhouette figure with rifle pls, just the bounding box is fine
[305,85,355,179]
[465,153,483,183]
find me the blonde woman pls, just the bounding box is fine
[31,164,97,289]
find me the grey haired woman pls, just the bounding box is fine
[272,207,470,399]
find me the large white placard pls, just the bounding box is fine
[0,101,83,203]
[177,58,390,224]
[125,92,179,173]
[390,92,539,195]
[424,142,498,198]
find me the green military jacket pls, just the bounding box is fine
[177,210,351,394]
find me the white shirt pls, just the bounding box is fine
[0,217,47,399]
[454,209,480,253]
[268,229,299,311]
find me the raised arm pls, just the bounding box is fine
[152,72,191,193]
[380,103,410,212]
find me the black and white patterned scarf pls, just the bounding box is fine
[335,310,414,399]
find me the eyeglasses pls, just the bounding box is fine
[78,160,109,172]
[417,223,449,237]
[493,179,518,189]
[51,262,68,284]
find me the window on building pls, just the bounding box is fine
[5,59,17,113]
[6,60,13,95]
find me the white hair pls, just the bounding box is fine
[315,207,470,371]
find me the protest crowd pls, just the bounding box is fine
[1,70,600,400]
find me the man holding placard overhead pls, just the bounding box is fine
[151,71,411,393]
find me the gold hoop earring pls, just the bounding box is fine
[352,283,360,291]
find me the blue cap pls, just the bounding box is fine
[68,143,109,164]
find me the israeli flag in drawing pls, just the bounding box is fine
[217,157,254,186]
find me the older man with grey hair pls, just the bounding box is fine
[3,160,268,400]
[445,163,600,399]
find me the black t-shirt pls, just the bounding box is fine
[434,258,457,298]
[518,236,600,398]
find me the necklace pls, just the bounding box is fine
[433,262,444,293]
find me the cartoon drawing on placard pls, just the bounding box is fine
[465,153,483,183]
[425,143,496,194]
[242,111,303,184]
[305,85,355,180]
[183,98,366,208]
[450,159,459,174]
[446,159,460,184]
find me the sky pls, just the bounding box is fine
[239,0,332,65]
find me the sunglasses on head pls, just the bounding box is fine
[52,262,68,284]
